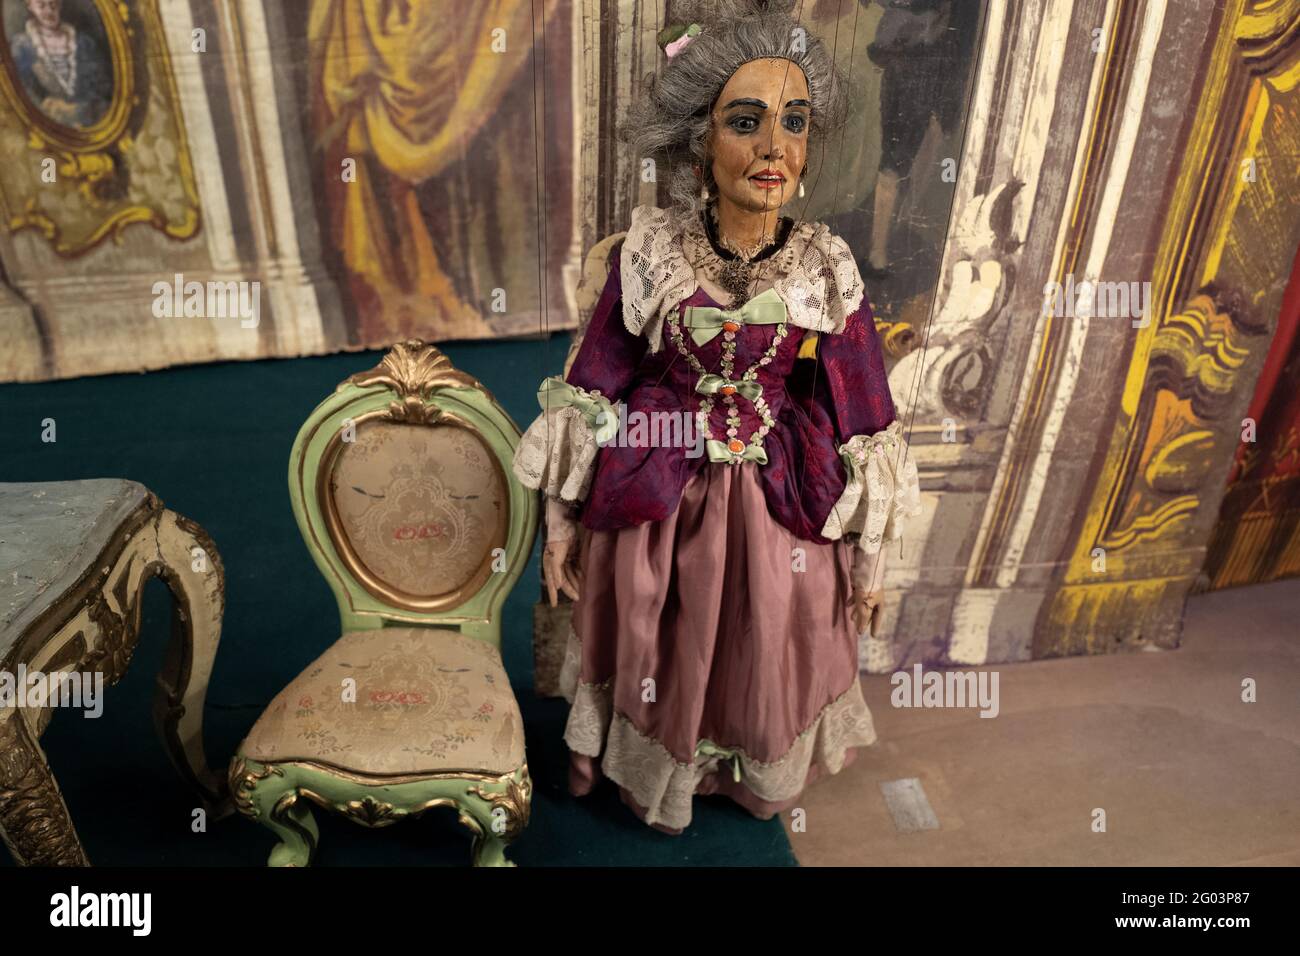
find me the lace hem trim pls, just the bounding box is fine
[558,624,877,830]
[820,419,923,553]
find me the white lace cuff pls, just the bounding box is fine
[511,378,613,505]
[820,419,922,553]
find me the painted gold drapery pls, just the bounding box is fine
[310,0,560,340]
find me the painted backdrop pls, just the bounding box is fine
[0,0,579,381]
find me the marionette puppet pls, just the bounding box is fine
[512,0,922,833]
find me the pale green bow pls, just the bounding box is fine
[682,287,787,346]
[695,373,763,402]
[695,739,743,782]
[705,440,768,465]
[536,376,618,445]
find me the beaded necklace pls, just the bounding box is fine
[701,204,794,307]
[666,285,791,464]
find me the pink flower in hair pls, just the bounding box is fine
[665,33,696,59]
[661,23,702,59]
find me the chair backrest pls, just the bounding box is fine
[288,341,538,647]
[563,231,627,377]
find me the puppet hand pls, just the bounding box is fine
[851,586,885,636]
[542,537,583,608]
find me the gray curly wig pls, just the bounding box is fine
[622,0,850,216]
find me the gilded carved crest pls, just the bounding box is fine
[344,339,485,425]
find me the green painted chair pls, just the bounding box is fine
[229,341,538,866]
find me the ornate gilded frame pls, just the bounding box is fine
[315,409,510,614]
[0,0,201,255]
[0,0,134,154]
[290,340,537,640]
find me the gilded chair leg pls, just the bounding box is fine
[470,829,514,867]
[266,793,318,867]
[462,766,530,867]
[455,806,514,867]
[229,758,318,867]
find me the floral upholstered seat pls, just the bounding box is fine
[240,628,524,776]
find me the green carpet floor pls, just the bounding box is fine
[0,337,796,867]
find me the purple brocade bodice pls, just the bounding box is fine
[565,257,898,543]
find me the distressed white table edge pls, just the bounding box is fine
[0,479,228,866]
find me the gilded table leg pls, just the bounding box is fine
[150,509,229,815]
[0,709,89,866]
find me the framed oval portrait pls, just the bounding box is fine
[0,0,133,151]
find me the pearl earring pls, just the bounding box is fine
[798,181,805,198]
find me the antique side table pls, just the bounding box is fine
[0,480,227,865]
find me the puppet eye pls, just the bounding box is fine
[730,114,759,133]
[784,113,808,134]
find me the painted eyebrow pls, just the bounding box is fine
[786,99,811,108]
[723,98,768,110]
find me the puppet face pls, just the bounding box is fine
[708,57,810,217]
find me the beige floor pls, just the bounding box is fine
[786,577,1300,866]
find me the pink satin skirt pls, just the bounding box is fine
[560,460,878,833]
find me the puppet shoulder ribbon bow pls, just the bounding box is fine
[682,287,787,346]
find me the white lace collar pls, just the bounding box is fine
[619,204,865,353]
